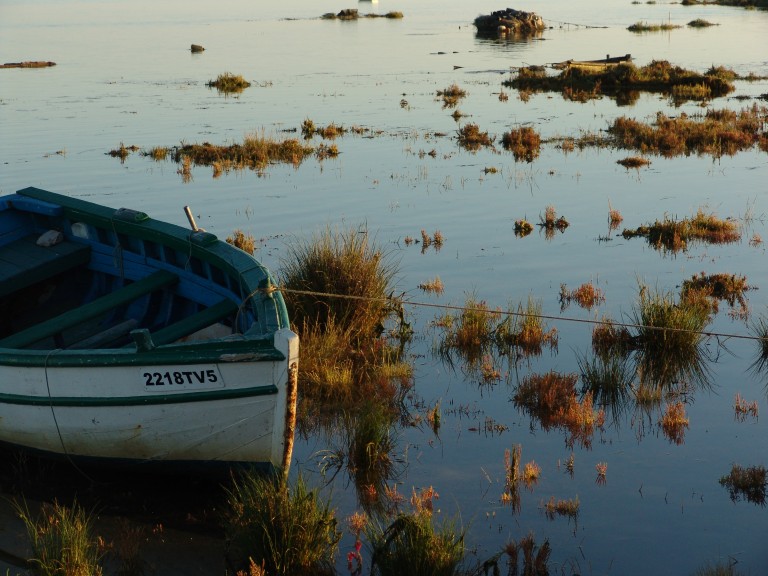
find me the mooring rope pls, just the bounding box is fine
[264,286,768,345]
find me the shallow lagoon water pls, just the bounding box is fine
[1,0,768,573]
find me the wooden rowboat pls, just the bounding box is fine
[0,187,298,470]
[552,54,632,71]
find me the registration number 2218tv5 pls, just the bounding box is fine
[142,366,223,390]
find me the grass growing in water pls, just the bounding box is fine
[207,72,251,94]
[457,123,494,151]
[609,105,766,157]
[632,283,712,390]
[367,487,465,576]
[627,21,683,32]
[501,126,541,162]
[558,282,605,311]
[170,132,315,175]
[622,208,740,253]
[719,464,767,505]
[659,401,690,444]
[225,473,341,576]
[437,83,467,108]
[15,499,104,576]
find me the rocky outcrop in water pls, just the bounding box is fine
[474,8,545,36]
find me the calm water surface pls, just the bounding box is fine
[2,0,768,573]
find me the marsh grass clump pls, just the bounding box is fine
[225,473,340,575]
[483,533,551,576]
[719,464,767,505]
[681,272,750,316]
[226,229,256,255]
[171,132,315,174]
[207,72,251,94]
[558,282,605,311]
[15,499,104,576]
[457,123,494,151]
[632,284,711,390]
[659,401,689,444]
[617,156,651,168]
[544,496,579,521]
[418,276,445,294]
[688,18,718,27]
[281,226,396,337]
[107,143,139,162]
[146,146,168,161]
[627,21,683,32]
[502,446,522,510]
[622,208,740,253]
[501,126,541,162]
[437,83,467,108]
[497,297,558,358]
[367,487,464,576]
[538,205,569,236]
[608,202,624,230]
[609,105,766,157]
[440,295,501,361]
[514,219,534,237]
[734,393,759,422]
[505,60,736,104]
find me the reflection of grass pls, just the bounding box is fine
[559,282,605,311]
[659,401,689,445]
[719,464,767,505]
[578,352,634,422]
[622,209,740,253]
[514,219,533,237]
[681,272,750,316]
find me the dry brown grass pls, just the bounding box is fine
[617,156,651,168]
[226,229,256,255]
[659,401,689,445]
[501,126,541,162]
[609,105,766,157]
[457,123,494,151]
[734,393,759,422]
[719,464,767,505]
[544,496,579,520]
[418,276,445,294]
[437,83,467,108]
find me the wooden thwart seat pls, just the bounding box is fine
[0,235,91,299]
[0,269,179,349]
[150,298,239,346]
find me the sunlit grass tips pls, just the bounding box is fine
[15,498,104,576]
[225,472,341,575]
[501,126,541,162]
